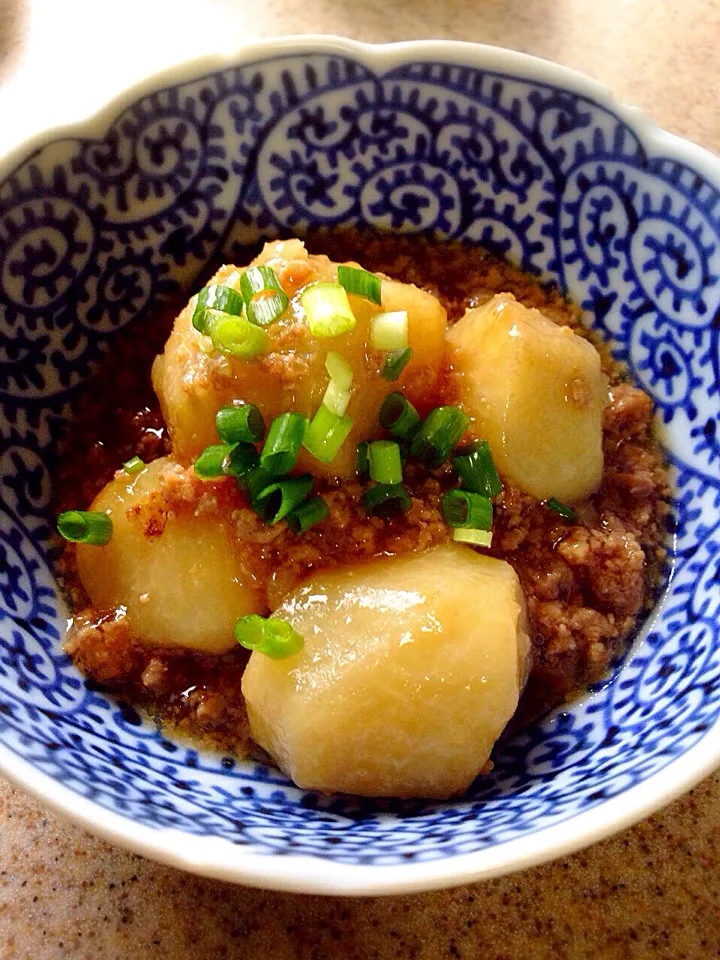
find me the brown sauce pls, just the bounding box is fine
[53,232,671,757]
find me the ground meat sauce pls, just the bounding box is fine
[53,232,670,758]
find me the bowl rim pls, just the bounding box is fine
[1,34,719,896]
[2,725,719,896]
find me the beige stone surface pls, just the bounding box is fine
[0,774,718,959]
[1,1,719,957]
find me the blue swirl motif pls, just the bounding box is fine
[0,54,719,865]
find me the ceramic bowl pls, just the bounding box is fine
[0,37,718,895]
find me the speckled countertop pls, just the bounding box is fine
[1,2,719,957]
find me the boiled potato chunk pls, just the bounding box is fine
[76,458,262,653]
[152,239,447,477]
[447,293,608,503]
[242,544,530,799]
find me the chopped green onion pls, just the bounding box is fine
[222,442,259,478]
[368,440,403,485]
[336,265,382,305]
[206,309,269,358]
[262,619,304,658]
[239,266,289,327]
[300,282,357,337]
[323,350,354,417]
[264,618,304,657]
[192,284,245,334]
[248,293,287,327]
[286,496,329,535]
[411,406,470,468]
[362,483,412,519]
[235,614,304,659]
[254,475,313,524]
[323,379,351,417]
[302,405,354,464]
[325,351,353,390]
[241,464,275,500]
[379,392,421,440]
[260,412,308,475]
[215,403,265,444]
[453,528,493,548]
[234,613,264,650]
[453,440,502,498]
[122,456,145,474]
[382,347,413,381]
[240,266,284,303]
[544,497,578,521]
[57,510,112,545]
[194,443,233,478]
[371,311,408,351]
[357,441,370,479]
[442,490,493,530]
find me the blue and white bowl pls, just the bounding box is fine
[1,37,718,895]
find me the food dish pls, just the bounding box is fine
[55,233,668,800]
[0,37,718,893]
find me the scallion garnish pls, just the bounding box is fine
[235,614,304,659]
[379,392,421,441]
[411,406,470,468]
[234,613,264,650]
[441,490,493,530]
[192,284,245,334]
[325,351,353,390]
[248,294,287,328]
[544,497,578,522]
[57,510,113,545]
[286,496,329,535]
[216,403,265,444]
[382,346,413,381]
[453,528,493,548]
[302,405,353,464]
[322,379,351,417]
[239,266,289,327]
[336,265,382,305]
[122,456,145,474]
[371,311,408,351]
[260,413,308,475]
[362,483,412,519]
[323,349,354,416]
[368,440,403,486]
[254,475,314,524]
[241,464,275,500]
[206,309,269,358]
[357,441,370,479]
[222,442,260,478]
[452,440,502,498]
[194,443,233,478]
[300,282,357,337]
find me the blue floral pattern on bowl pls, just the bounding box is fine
[0,45,719,887]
